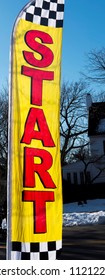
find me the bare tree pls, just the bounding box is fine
[60,81,89,166]
[0,87,8,175]
[83,48,105,87]
[74,146,105,185]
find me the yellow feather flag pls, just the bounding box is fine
[7,0,65,260]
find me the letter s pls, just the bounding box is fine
[23,30,54,68]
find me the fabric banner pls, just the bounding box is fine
[7,0,65,260]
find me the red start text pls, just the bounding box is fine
[21,30,56,233]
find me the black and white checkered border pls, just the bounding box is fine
[19,0,65,28]
[11,240,62,260]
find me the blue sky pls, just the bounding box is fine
[1,0,105,90]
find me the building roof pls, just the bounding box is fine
[88,102,105,136]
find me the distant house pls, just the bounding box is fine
[63,94,105,185]
[63,160,91,185]
[88,95,105,159]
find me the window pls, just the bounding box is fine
[73,172,78,184]
[67,173,71,184]
[80,172,84,184]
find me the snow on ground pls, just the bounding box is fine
[63,199,105,227]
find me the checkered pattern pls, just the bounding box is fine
[19,0,65,28]
[11,240,62,260]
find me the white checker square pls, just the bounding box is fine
[21,242,30,252]
[33,15,41,25]
[41,9,49,18]
[56,240,62,250]
[56,11,64,20]
[40,242,48,252]
[50,2,57,12]
[27,5,35,14]
[48,250,56,260]
[35,0,43,8]
[48,18,56,28]
[30,252,40,260]
[11,251,21,260]
[58,0,65,4]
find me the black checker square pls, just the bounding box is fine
[30,242,40,252]
[21,252,30,260]
[40,17,48,26]
[57,4,64,12]
[56,19,63,28]
[56,249,62,259]
[26,13,34,22]
[40,252,49,260]
[34,7,42,16]
[50,0,57,3]
[42,0,50,10]
[31,0,36,6]
[49,10,56,19]
[48,241,56,251]
[12,242,21,252]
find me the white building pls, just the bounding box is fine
[63,94,105,185]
